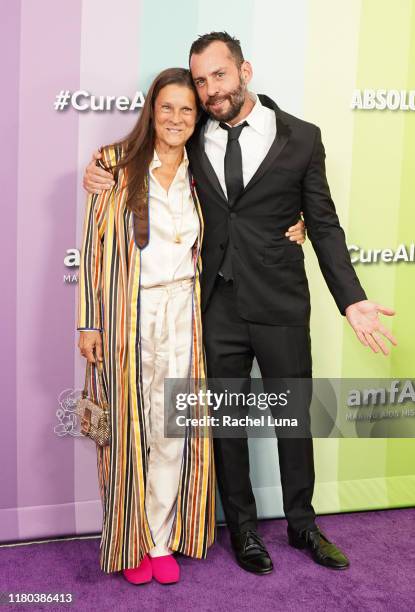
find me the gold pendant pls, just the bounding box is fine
[174,234,182,244]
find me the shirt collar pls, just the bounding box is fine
[205,92,267,136]
[150,147,189,171]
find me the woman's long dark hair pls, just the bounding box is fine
[103,67,199,216]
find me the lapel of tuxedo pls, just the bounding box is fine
[188,95,291,208]
[190,121,228,210]
[241,96,291,198]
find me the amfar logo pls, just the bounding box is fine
[63,249,80,284]
[347,380,415,407]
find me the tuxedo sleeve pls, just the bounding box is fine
[301,126,367,314]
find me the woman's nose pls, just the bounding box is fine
[171,110,182,123]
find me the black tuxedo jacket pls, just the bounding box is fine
[186,94,366,325]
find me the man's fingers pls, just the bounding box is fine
[372,332,389,356]
[83,164,114,193]
[87,166,114,182]
[356,330,368,346]
[82,181,104,195]
[376,304,395,316]
[84,181,109,192]
[378,324,398,346]
[363,331,379,354]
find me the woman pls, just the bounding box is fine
[77,68,305,585]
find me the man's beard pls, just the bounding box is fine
[203,75,246,122]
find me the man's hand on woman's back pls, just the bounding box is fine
[82,149,306,244]
[83,149,115,194]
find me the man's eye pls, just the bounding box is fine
[217,72,225,78]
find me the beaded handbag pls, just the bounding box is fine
[76,360,111,447]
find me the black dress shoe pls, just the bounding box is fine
[230,530,273,575]
[288,526,350,569]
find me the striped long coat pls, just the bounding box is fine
[77,145,216,573]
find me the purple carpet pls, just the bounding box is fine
[1,508,414,611]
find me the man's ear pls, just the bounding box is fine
[240,60,253,85]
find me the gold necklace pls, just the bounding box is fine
[153,161,185,244]
[168,182,184,244]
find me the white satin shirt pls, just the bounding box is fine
[204,92,277,198]
[139,147,199,288]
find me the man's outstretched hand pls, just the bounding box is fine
[345,300,397,355]
[83,149,115,194]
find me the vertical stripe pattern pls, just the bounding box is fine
[77,145,215,572]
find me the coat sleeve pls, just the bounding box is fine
[77,143,122,331]
[301,126,367,315]
[77,189,109,331]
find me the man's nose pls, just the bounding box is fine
[206,79,219,98]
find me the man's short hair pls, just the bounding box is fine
[189,32,244,67]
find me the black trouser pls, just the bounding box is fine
[202,276,316,535]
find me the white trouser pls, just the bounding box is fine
[140,277,193,557]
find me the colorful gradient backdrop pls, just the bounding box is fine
[1,0,414,542]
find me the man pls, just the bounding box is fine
[83,32,397,574]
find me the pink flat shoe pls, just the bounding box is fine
[122,554,152,584]
[150,554,180,584]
